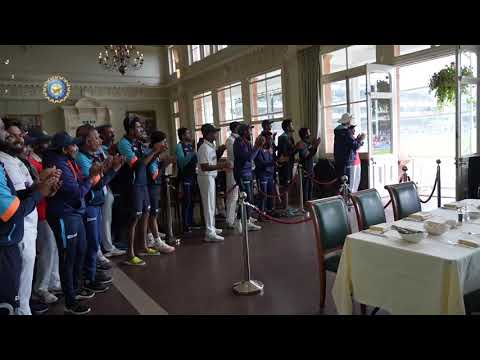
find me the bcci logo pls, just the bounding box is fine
[43,75,71,104]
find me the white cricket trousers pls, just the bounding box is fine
[225,171,238,226]
[350,164,361,193]
[16,209,38,315]
[198,175,216,236]
[34,220,60,294]
[101,187,115,252]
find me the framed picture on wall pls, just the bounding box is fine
[6,114,42,130]
[125,111,156,137]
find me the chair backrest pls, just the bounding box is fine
[351,189,386,230]
[384,181,421,221]
[0,303,14,315]
[307,196,351,256]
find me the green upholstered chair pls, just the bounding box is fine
[384,182,421,221]
[351,189,387,231]
[307,195,351,310]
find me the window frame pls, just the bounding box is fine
[217,81,244,125]
[249,68,285,122]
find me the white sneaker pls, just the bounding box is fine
[204,233,225,242]
[248,221,262,231]
[98,254,111,264]
[235,220,243,235]
[215,228,223,235]
[37,289,58,304]
[159,232,166,239]
[147,233,155,243]
[153,238,175,254]
[250,217,258,223]
[104,247,126,257]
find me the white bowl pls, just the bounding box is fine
[424,220,449,236]
[399,232,426,243]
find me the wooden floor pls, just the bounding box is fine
[44,197,445,316]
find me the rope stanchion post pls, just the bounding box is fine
[298,164,305,213]
[339,175,352,211]
[165,176,181,246]
[436,159,441,208]
[232,192,264,296]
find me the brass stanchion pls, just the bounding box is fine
[232,192,264,295]
[165,176,181,246]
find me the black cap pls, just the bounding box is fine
[49,132,82,150]
[229,121,241,132]
[237,123,254,136]
[201,123,220,135]
[25,128,52,146]
[261,119,274,129]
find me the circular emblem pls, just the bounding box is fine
[43,75,71,104]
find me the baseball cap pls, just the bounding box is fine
[201,123,220,135]
[49,131,82,150]
[24,128,52,146]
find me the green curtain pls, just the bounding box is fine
[299,45,320,137]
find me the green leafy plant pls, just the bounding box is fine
[429,62,474,108]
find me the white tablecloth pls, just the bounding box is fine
[332,199,480,315]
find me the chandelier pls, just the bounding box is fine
[98,45,144,75]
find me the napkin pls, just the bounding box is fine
[458,238,480,248]
[444,203,462,210]
[368,223,390,233]
[409,212,432,221]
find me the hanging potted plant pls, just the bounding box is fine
[428,62,474,108]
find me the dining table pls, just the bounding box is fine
[332,199,480,315]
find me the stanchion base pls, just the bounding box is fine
[232,280,264,295]
[166,237,181,246]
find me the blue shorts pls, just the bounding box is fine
[148,185,162,215]
[132,185,150,216]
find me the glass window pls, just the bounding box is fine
[193,91,213,128]
[347,45,376,69]
[168,46,177,75]
[460,49,477,78]
[217,45,228,51]
[398,45,432,56]
[322,48,347,75]
[189,45,201,64]
[369,72,392,93]
[217,82,243,124]
[349,75,367,102]
[461,83,477,156]
[172,100,181,141]
[322,75,368,153]
[203,45,211,58]
[323,79,347,107]
[250,69,284,121]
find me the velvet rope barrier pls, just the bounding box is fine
[305,173,338,186]
[245,202,312,225]
[256,172,299,199]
